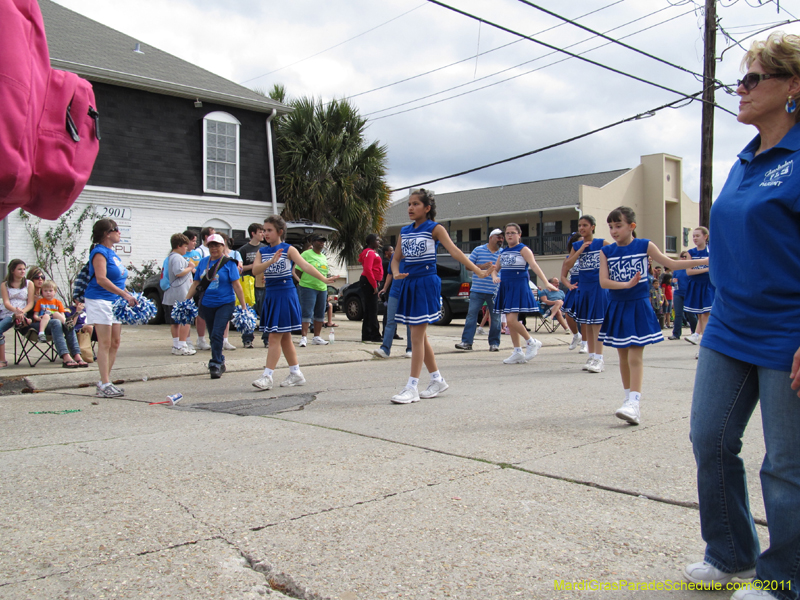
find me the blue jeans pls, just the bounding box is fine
[461,291,501,347]
[46,319,80,358]
[0,315,15,346]
[242,287,267,344]
[200,302,235,368]
[672,294,697,338]
[298,286,327,324]
[691,346,800,600]
[380,295,411,356]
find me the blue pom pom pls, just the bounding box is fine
[232,306,257,333]
[170,299,198,325]
[112,292,157,325]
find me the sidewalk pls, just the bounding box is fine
[1,318,574,393]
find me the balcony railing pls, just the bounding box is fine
[438,233,574,256]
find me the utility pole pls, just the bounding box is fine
[699,0,717,228]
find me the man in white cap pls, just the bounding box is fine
[456,228,504,351]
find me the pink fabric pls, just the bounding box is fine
[0,0,99,220]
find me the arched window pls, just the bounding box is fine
[203,111,240,195]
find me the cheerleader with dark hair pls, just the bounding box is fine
[560,231,584,352]
[390,189,489,404]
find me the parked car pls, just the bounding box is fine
[142,220,338,325]
[337,254,472,326]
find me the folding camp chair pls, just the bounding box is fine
[531,291,556,333]
[13,326,58,367]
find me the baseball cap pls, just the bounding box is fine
[312,235,327,242]
[206,234,225,245]
[490,228,503,237]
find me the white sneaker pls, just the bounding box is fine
[686,332,701,345]
[419,379,449,399]
[223,340,236,351]
[252,374,273,390]
[404,351,412,358]
[568,333,582,350]
[578,342,588,354]
[172,346,196,356]
[311,336,328,345]
[373,348,389,359]
[476,327,486,335]
[615,400,640,425]
[391,386,420,404]
[587,358,605,373]
[195,339,211,351]
[730,589,776,600]
[582,357,594,371]
[186,341,195,351]
[299,336,307,347]
[524,339,542,360]
[682,562,756,589]
[503,350,527,364]
[280,372,306,387]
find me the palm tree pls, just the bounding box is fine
[267,87,390,264]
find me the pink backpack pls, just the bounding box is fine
[0,0,100,221]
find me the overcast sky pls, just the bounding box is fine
[53,0,800,206]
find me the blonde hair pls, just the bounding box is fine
[694,226,709,244]
[742,32,800,122]
[41,280,58,292]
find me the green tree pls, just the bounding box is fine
[267,87,391,264]
[18,205,94,303]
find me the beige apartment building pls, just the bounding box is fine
[383,153,701,282]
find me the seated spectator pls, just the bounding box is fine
[538,278,570,331]
[33,280,66,343]
[0,259,35,368]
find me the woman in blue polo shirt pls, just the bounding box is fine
[683,33,800,599]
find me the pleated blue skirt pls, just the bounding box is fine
[599,297,664,348]
[684,279,714,314]
[260,284,302,333]
[493,277,539,314]
[563,287,579,319]
[572,282,608,325]
[396,274,442,325]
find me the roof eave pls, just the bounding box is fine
[51,58,293,115]
[386,204,581,228]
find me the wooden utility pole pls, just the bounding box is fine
[699,0,717,227]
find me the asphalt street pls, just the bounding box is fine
[0,320,768,599]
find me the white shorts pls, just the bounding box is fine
[85,298,120,326]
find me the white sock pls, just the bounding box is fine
[197,336,206,343]
[407,377,419,389]
[223,337,229,344]
[629,391,641,404]
[262,368,274,378]
[514,347,522,353]
[430,370,443,382]
[180,341,188,348]
[173,337,180,346]
[624,388,631,401]
[289,364,301,374]
[589,353,596,360]
[596,355,604,363]
[526,338,535,346]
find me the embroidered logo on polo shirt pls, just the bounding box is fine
[761,160,793,187]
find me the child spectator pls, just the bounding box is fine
[649,278,665,329]
[33,281,66,342]
[64,299,90,335]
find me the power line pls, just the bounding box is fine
[338,0,630,103]
[515,0,704,78]
[240,3,427,84]
[368,8,693,119]
[423,0,726,115]
[390,90,709,192]
[370,8,741,120]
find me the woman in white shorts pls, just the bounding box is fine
[84,218,136,398]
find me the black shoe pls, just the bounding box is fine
[209,365,221,379]
[220,363,226,375]
[243,341,254,348]
[455,342,473,350]
[668,335,680,340]
[393,334,403,340]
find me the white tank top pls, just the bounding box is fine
[1,283,29,318]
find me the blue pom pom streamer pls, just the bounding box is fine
[170,299,198,325]
[112,292,157,325]
[232,306,257,333]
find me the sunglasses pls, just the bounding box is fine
[32,275,45,280]
[737,72,789,92]
[107,227,119,234]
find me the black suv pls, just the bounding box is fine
[337,254,472,326]
[142,220,337,324]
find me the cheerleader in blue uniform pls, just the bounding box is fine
[560,232,584,351]
[683,226,713,346]
[251,215,336,391]
[390,189,488,404]
[563,216,610,373]
[492,223,557,365]
[599,207,708,425]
